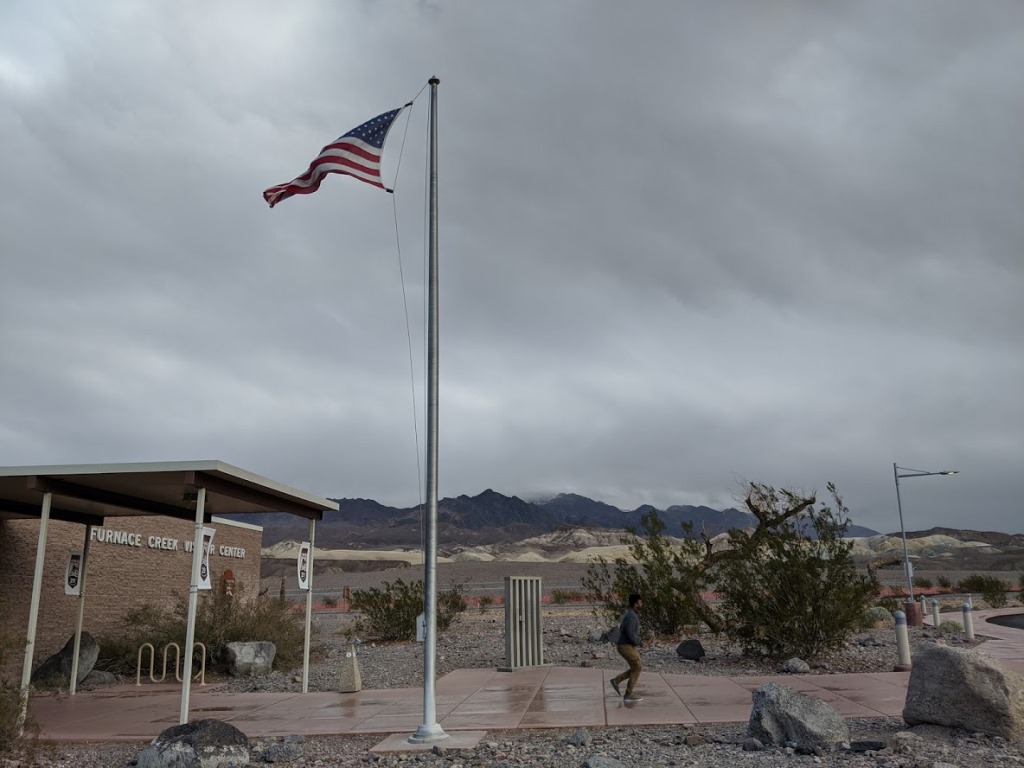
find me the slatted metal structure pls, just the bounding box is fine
[500,576,545,670]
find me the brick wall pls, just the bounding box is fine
[0,515,262,682]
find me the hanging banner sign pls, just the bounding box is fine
[64,551,83,596]
[199,527,215,591]
[297,542,311,591]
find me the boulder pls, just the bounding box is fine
[80,670,118,689]
[741,737,765,751]
[887,730,920,754]
[676,639,706,661]
[855,635,885,647]
[781,657,811,674]
[258,735,303,764]
[748,682,849,749]
[903,644,1024,741]
[603,627,621,644]
[566,728,592,747]
[136,719,249,768]
[31,632,99,688]
[225,641,276,677]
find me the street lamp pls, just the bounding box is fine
[893,463,959,600]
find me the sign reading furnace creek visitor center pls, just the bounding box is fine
[87,526,248,559]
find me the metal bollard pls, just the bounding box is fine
[920,594,928,617]
[338,641,362,693]
[894,610,912,671]
[931,598,940,628]
[963,603,975,641]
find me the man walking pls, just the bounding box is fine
[609,593,644,702]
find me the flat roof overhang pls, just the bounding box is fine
[0,460,339,526]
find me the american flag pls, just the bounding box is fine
[263,106,407,207]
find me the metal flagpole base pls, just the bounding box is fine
[408,723,449,744]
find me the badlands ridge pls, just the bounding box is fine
[263,528,997,566]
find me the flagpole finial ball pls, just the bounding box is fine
[429,76,440,85]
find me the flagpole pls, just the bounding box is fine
[411,75,447,744]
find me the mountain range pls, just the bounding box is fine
[236,490,880,549]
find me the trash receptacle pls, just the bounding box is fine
[903,600,923,628]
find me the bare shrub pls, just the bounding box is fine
[350,580,466,641]
[96,583,310,675]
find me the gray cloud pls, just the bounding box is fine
[1,1,1021,533]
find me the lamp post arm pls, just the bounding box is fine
[895,467,959,479]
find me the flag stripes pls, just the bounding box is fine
[263,105,406,207]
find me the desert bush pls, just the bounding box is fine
[349,579,466,641]
[714,483,881,660]
[873,596,902,615]
[322,595,338,608]
[94,633,145,677]
[913,576,933,589]
[0,688,18,756]
[582,482,880,658]
[0,615,40,755]
[437,584,468,630]
[95,583,310,675]
[958,574,1009,608]
[861,606,894,628]
[478,595,494,612]
[550,589,574,605]
[581,509,707,636]
[938,620,962,633]
[936,575,952,590]
[0,629,21,753]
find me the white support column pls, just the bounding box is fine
[180,486,206,724]
[302,517,316,694]
[19,491,52,731]
[69,524,93,695]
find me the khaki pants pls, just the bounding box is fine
[611,643,642,696]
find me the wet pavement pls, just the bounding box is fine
[27,607,1024,747]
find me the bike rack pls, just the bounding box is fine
[136,642,207,686]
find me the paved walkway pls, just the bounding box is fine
[27,608,1024,746]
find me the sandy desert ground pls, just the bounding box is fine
[262,558,1020,606]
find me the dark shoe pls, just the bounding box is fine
[610,679,621,696]
[623,695,644,703]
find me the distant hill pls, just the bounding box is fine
[534,493,628,528]
[901,527,1024,547]
[233,489,879,548]
[536,494,877,539]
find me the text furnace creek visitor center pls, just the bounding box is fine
[0,461,339,684]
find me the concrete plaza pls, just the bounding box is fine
[27,607,1024,749]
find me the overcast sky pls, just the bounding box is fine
[2,1,1021,534]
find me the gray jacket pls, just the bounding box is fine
[617,607,641,646]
